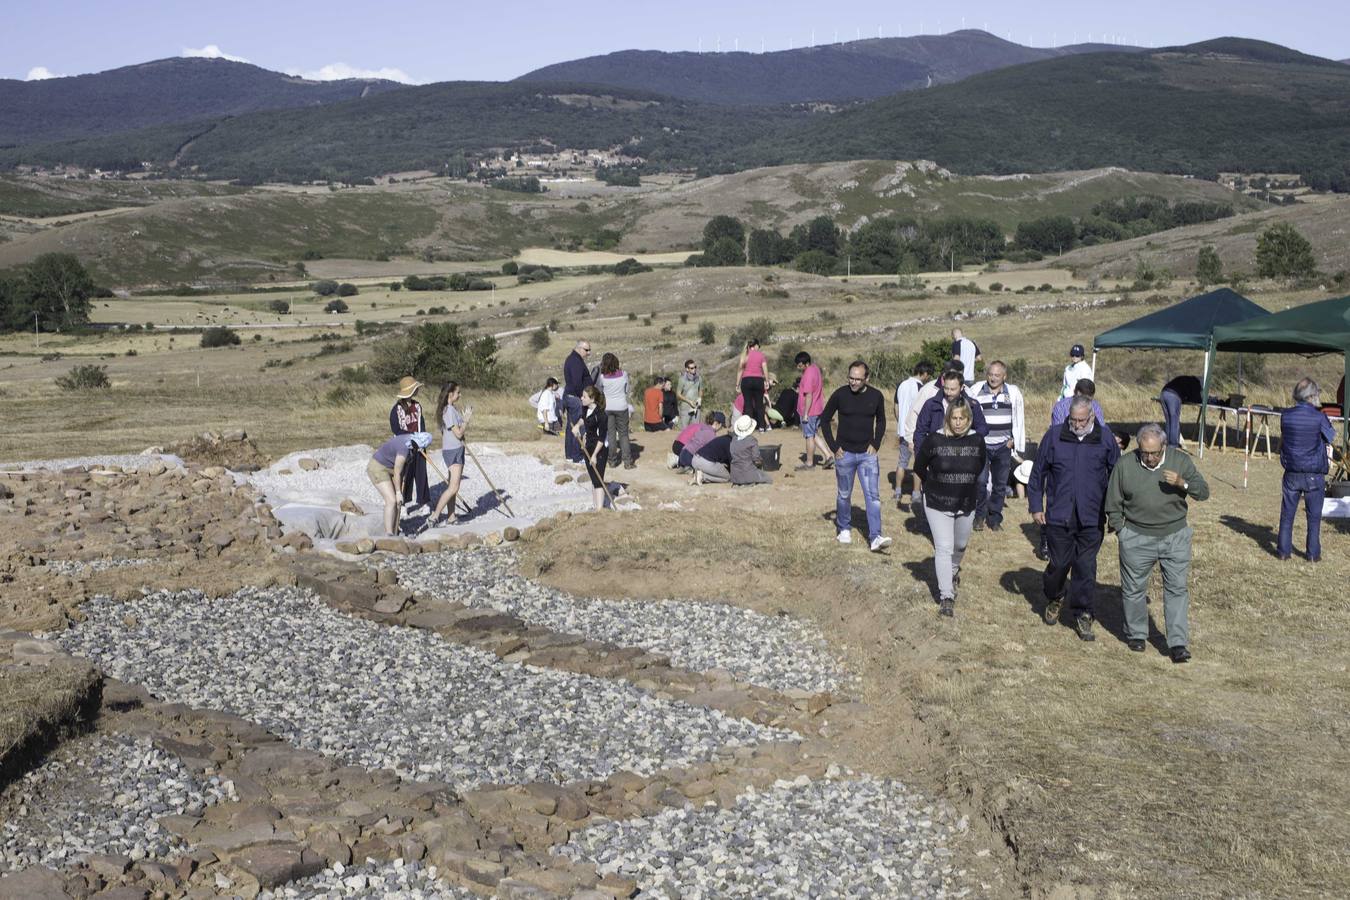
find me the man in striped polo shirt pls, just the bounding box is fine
[970,360,1025,531]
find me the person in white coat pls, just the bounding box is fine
[1061,343,1094,400]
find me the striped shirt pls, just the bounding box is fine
[973,383,1014,449]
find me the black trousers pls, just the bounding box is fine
[741,376,766,429]
[1043,511,1104,618]
[400,450,429,506]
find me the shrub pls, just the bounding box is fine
[338,365,372,384]
[614,258,651,276]
[727,317,775,350]
[200,326,241,348]
[627,311,638,321]
[530,328,551,351]
[502,261,519,275]
[324,298,349,314]
[679,313,689,324]
[390,282,402,291]
[989,282,1004,293]
[56,364,110,390]
[337,283,358,297]
[125,349,137,356]
[311,279,339,296]
[370,322,509,389]
[997,303,1017,315]
[698,322,716,345]
[325,384,359,406]
[268,299,291,315]
[1039,283,1054,292]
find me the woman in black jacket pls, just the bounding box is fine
[913,397,987,617]
[571,385,610,510]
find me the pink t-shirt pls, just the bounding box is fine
[742,348,766,379]
[797,364,824,417]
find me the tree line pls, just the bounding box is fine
[0,253,101,333]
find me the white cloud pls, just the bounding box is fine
[25,66,62,81]
[285,62,417,84]
[181,44,250,63]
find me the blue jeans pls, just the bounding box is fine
[976,444,1014,526]
[835,451,882,541]
[1160,388,1182,448]
[563,395,584,462]
[1278,472,1325,559]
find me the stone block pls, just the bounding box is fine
[233,843,324,889]
[296,458,320,471]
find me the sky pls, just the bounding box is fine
[5,0,1347,84]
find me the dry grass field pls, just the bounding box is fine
[3,259,1348,895]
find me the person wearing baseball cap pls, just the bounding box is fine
[1061,344,1094,400]
[389,376,430,515]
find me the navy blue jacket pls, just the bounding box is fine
[563,350,593,398]
[1280,402,1335,475]
[913,392,989,457]
[1028,420,1120,527]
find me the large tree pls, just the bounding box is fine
[1255,223,1315,279]
[17,253,95,332]
[701,215,745,254]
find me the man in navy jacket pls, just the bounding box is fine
[913,370,989,455]
[1028,396,1120,641]
[1278,377,1336,561]
[561,339,594,463]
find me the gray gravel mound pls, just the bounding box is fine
[41,558,155,577]
[260,859,471,898]
[382,550,846,694]
[0,733,235,872]
[57,588,794,790]
[557,774,970,898]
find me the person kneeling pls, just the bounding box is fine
[730,414,772,486]
[690,426,734,485]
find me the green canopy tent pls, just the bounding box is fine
[1092,288,1270,454]
[1206,293,1350,456]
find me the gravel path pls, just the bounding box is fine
[260,859,471,899]
[0,733,235,872]
[382,549,846,694]
[0,453,183,472]
[557,775,970,898]
[56,588,794,790]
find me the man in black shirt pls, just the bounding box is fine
[821,360,891,552]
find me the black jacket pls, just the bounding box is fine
[821,385,887,454]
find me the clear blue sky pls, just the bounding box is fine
[5,0,1346,83]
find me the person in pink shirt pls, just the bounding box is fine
[794,351,833,470]
[736,338,773,431]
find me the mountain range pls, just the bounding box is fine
[0,57,404,147]
[2,36,1348,191]
[515,30,1143,105]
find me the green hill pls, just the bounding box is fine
[515,30,1141,105]
[0,58,405,147]
[746,39,1350,190]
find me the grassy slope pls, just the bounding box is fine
[0,177,243,218]
[0,165,1264,287]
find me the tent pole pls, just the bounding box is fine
[1343,352,1349,460]
[1198,342,1213,459]
[1090,349,1098,380]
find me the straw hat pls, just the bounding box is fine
[1014,459,1034,484]
[733,415,757,439]
[396,376,423,399]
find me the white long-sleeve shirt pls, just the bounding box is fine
[894,377,924,443]
[1061,360,1094,399]
[903,380,941,445]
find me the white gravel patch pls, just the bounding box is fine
[56,587,794,790]
[557,775,970,898]
[382,550,846,694]
[0,733,235,872]
[261,859,471,899]
[0,453,183,472]
[40,558,155,577]
[249,444,593,543]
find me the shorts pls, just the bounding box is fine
[366,458,395,487]
[441,446,465,468]
[801,415,820,438]
[897,439,913,469]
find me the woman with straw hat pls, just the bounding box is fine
[389,376,430,514]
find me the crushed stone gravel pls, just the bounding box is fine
[55,587,795,790]
[0,733,235,873]
[382,549,846,694]
[557,774,971,898]
[259,859,471,899]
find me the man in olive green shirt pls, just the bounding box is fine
[1104,423,1209,663]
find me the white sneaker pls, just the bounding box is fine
[837,531,852,544]
[870,536,893,552]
